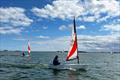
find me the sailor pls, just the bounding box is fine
[53,55,60,66]
[22,52,25,56]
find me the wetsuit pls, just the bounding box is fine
[22,52,25,56]
[53,56,60,66]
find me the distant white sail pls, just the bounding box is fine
[28,41,31,56]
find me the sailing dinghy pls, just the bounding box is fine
[49,18,87,70]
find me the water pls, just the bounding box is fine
[0,51,120,80]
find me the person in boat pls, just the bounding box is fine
[22,52,25,56]
[53,55,60,66]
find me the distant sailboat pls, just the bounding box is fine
[22,45,25,57]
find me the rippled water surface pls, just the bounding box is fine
[0,51,120,80]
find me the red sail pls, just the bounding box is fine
[66,33,77,61]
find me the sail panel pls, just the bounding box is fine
[67,49,77,60]
[66,33,77,61]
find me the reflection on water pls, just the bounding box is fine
[52,69,61,76]
[68,70,79,80]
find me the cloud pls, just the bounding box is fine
[100,24,120,32]
[77,25,86,30]
[0,27,22,34]
[59,25,67,31]
[43,26,48,29]
[13,38,27,41]
[32,0,119,22]
[79,15,100,22]
[59,24,86,31]
[36,35,50,39]
[81,0,120,22]
[31,0,84,20]
[32,34,120,52]
[103,24,120,31]
[0,7,33,34]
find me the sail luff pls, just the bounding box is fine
[74,17,79,64]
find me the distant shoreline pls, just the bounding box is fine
[0,50,120,54]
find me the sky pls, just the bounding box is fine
[0,0,120,52]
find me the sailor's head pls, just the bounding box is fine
[55,55,58,59]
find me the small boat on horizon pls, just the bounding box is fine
[22,41,31,57]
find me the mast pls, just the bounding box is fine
[73,17,79,64]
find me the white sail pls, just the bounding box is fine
[28,41,31,56]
